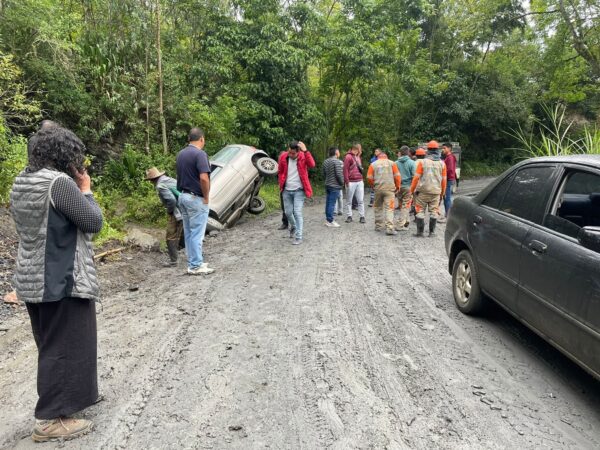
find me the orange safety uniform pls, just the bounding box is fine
[410,158,447,219]
[367,154,401,233]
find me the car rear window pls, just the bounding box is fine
[496,165,556,224]
[211,146,240,164]
[482,172,515,209]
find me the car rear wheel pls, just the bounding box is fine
[452,250,485,314]
[255,157,278,176]
[206,217,224,233]
[248,196,266,214]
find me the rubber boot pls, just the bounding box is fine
[414,218,425,237]
[429,218,437,237]
[163,240,178,266]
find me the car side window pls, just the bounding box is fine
[543,170,600,238]
[497,166,556,223]
[482,172,515,209]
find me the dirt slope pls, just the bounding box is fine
[1,179,599,449]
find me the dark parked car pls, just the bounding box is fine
[445,155,600,379]
[206,144,278,232]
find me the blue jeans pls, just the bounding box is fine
[325,188,341,222]
[178,193,209,269]
[283,189,306,239]
[444,180,455,217]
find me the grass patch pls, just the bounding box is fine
[510,103,600,158]
[461,160,512,178]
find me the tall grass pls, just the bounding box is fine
[511,103,600,158]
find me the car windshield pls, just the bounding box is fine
[211,146,240,164]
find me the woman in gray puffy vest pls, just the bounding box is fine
[10,123,103,442]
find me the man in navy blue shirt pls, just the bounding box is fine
[176,128,214,275]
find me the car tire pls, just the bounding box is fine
[248,196,266,214]
[206,217,224,232]
[255,157,278,176]
[452,250,485,314]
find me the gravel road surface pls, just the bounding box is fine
[1,178,599,449]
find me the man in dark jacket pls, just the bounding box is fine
[343,143,366,223]
[145,167,183,266]
[322,146,344,227]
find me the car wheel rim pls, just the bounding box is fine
[251,198,261,208]
[259,159,276,172]
[455,260,472,305]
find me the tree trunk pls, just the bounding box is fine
[156,0,168,154]
[557,0,600,78]
[145,46,151,154]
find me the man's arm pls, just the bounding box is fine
[298,142,316,169]
[441,164,447,197]
[199,173,210,204]
[366,164,374,187]
[335,160,344,186]
[392,163,401,191]
[410,161,423,194]
[157,184,177,214]
[196,152,211,204]
[343,155,350,185]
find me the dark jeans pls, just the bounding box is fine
[444,180,455,217]
[325,187,341,223]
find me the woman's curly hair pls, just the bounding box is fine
[28,125,86,174]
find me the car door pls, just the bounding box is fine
[518,166,600,376]
[470,165,558,313]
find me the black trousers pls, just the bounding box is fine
[26,297,98,420]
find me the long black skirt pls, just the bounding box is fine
[26,297,98,420]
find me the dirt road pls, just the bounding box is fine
[1,179,599,449]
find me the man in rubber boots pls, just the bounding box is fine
[410,141,447,237]
[367,151,401,235]
[145,167,184,266]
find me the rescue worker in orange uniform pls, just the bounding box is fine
[410,141,447,237]
[367,151,401,235]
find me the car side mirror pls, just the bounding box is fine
[578,226,600,253]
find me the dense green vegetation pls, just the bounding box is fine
[1,0,599,230]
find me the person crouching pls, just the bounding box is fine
[145,167,184,266]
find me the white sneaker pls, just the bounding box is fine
[330,221,340,227]
[187,265,215,275]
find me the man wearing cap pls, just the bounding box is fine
[176,127,214,275]
[145,167,183,267]
[410,141,447,237]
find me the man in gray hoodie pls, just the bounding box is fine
[395,146,416,230]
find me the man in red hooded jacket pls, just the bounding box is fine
[278,141,315,245]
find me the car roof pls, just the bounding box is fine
[521,154,600,168]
